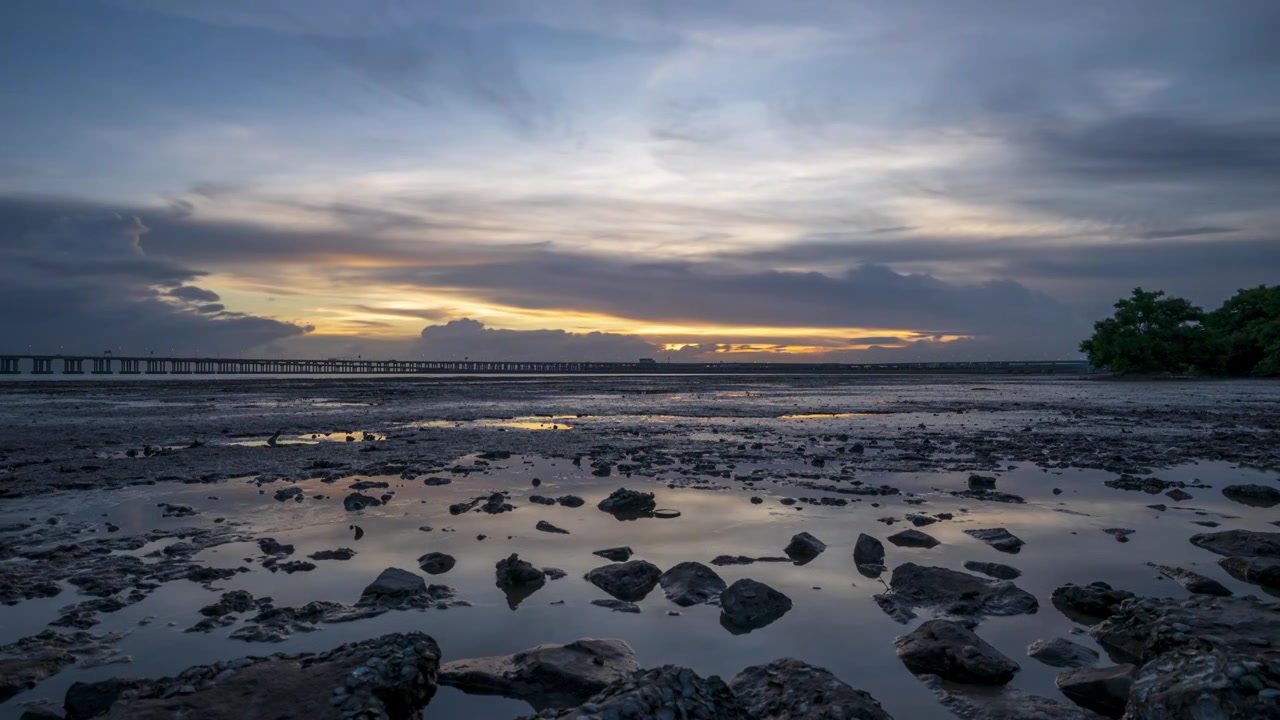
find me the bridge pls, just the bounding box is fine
[0,354,1093,376]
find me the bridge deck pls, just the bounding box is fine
[0,355,1093,376]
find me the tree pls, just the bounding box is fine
[1205,285,1280,376]
[1080,288,1209,373]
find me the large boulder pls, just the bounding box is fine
[784,532,827,563]
[519,665,748,719]
[597,488,656,517]
[1146,563,1231,596]
[720,579,793,634]
[69,632,441,720]
[730,658,894,720]
[585,560,662,601]
[1221,484,1280,507]
[1219,555,1280,588]
[1027,638,1099,669]
[895,620,1020,685]
[1189,529,1280,558]
[496,554,546,609]
[854,533,885,568]
[439,639,638,711]
[875,563,1038,624]
[359,567,425,601]
[659,561,726,606]
[887,529,939,548]
[963,528,1024,554]
[1050,582,1135,624]
[1055,665,1134,719]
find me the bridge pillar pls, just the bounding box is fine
[119,359,140,374]
[0,358,20,374]
[62,358,85,374]
[145,359,166,374]
[32,358,53,374]
[92,358,112,374]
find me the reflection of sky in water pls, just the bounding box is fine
[1,456,1277,719]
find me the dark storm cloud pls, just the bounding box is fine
[167,285,221,302]
[418,318,656,362]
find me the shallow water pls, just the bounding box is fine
[2,442,1277,719]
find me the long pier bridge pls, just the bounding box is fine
[0,354,1092,376]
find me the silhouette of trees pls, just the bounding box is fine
[1205,285,1280,376]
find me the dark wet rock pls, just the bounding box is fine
[199,590,260,618]
[529,495,556,506]
[423,477,452,486]
[556,495,585,508]
[964,561,1021,580]
[536,520,569,535]
[1104,475,1183,494]
[730,657,894,720]
[964,528,1024,553]
[418,552,456,575]
[72,632,441,720]
[919,675,1103,720]
[653,508,682,519]
[586,560,662,601]
[719,579,792,634]
[1101,528,1134,543]
[520,665,748,720]
[349,480,389,490]
[854,533,886,570]
[1165,488,1192,501]
[968,474,997,489]
[750,496,763,504]
[949,489,1025,504]
[343,492,381,511]
[1051,582,1136,624]
[875,563,1038,624]
[481,493,515,514]
[906,514,938,527]
[1,630,128,702]
[1191,529,1280,558]
[1055,665,1134,718]
[784,531,827,562]
[1221,483,1280,507]
[887,529,940,548]
[1219,555,1280,588]
[496,554,546,609]
[185,565,241,583]
[272,486,304,502]
[1091,593,1280,667]
[52,597,132,629]
[591,599,641,613]
[439,638,639,711]
[308,548,355,561]
[257,538,294,556]
[896,619,1019,684]
[448,498,480,515]
[659,561,726,606]
[352,525,364,540]
[268,560,315,574]
[592,547,633,562]
[360,567,426,601]
[711,555,757,566]
[157,503,197,518]
[1027,638,1099,668]
[1146,563,1232,596]
[597,488,656,517]
[542,568,567,580]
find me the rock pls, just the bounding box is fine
[439,639,639,711]
[360,567,425,601]
[307,548,355,561]
[1050,582,1135,624]
[496,554,546,609]
[199,590,258,617]
[423,477,452,486]
[1,630,127,703]
[529,495,556,505]
[418,552,456,575]
[1146,563,1232,595]
[520,665,748,719]
[1101,528,1134,543]
[71,632,441,720]
[750,496,763,504]
[784,532,827,563]
[1056,665,1134,718]
[659,562,726,606]
[896,619,1020,684]
[730,657,893,720]
[1219,555,1280,588]
[585,560,662,601]
[342,492,381,511]
[887,529,940,548]
[1105,475,1182,494]
[950,489,1025,504]
[591,599,641,613]
[968,474,997,489]
[1027,638,1099,668]
[963,561,1021,580]
[1165,488,1192,501]
[535,520,569,535]
[556,495,585,508]
[272,487,303,502]
[1221,483,1280,507]
[907,514,938,527]
[876,563,1039,624]
[349,480,389,490]
[543,568,567,580]
[1190,529,1280,558]
[597,488,656,517]
[719,579,792,634]
[257,538,293,556]
[1126,647,1280,719]
[918,675,1103,720]
[592,546,633,562]
[653,509,681,519]
[964,528,1025,553]
[1091,593,1280,668]
[854,533,886,569]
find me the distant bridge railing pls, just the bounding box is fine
[0,354,1094,376]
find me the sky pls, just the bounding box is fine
[2,0,1278,362]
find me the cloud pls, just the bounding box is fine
[168,285,221,302]
[418,318,656,361]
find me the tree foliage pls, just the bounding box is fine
[1082,286,1280,376]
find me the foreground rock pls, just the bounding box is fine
[1,630,127,702]
[887,529,940,549]
[875,563,1038,624]
[597,488,656,517]
[1027,638,1099,668]
[1146,563,1231,596]
[918,675,1103,720]
[1050,582,1135,624]
[659,561,726,606]
[67,632,440,719]
[963,528,1024,554]
[720,579,792,634]
[1189,529,1280,558]
[1055,665,1134,718]
[730,657,894,720]
[964,561,1021,580]
[519,665,747,719]
[585,560,662,601]
[496,554,546,609]
[1219,555,1280,588]
[854,533,885,571]
[1221,483,1280,507]
[896,620,1019,684]
[784,532,827,563]
[439,638,639,711]
[1090,594,1280,719]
